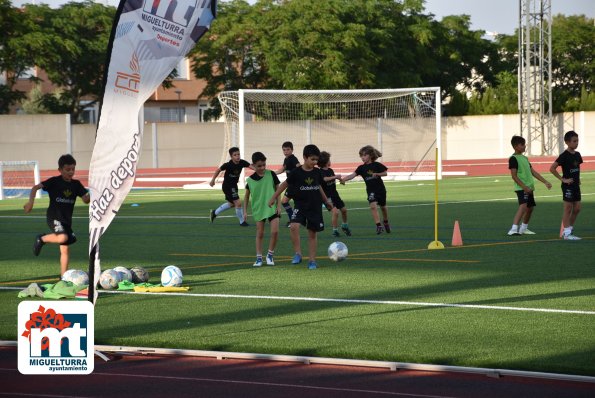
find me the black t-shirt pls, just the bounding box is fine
[220,159,251,187]
[283,155,300,176]
[286,166,323,210]
[555,150,583,186]
[42,176,88,226]
[319,167,338,197]
[355,162,388,193]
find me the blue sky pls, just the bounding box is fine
[11,0,594,35]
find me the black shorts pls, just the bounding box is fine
[327,193,345,210]
[290,207,324,232]
[46,219,77,245]
[367,190,387,207]
[257,213,281,223]
[515,190,536,207]
[222,184,240,202]
[562,185,581,202]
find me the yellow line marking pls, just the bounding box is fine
[0,277,57,286]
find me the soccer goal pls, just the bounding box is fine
[0,160,41,200]
[218,88,442,184]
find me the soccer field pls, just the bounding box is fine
[1,173,594,376]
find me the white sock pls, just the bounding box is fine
[235,207,244,223]
[510,224,519,231]
[215,202,232,215]
[520,223,529,232]
[563,227,572,236]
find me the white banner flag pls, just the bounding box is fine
[88,0,217,302]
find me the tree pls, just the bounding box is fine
[468,71,518,115]
[0,0,36,113]
[22,1,114,122]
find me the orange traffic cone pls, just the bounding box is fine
[559,221,564,238]
[452,220,463,247]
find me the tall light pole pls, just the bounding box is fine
[175,90,182,123]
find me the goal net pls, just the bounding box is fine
[217,88,441,185]
[0,161,41,200]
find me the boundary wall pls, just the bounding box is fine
[0,112,593,170]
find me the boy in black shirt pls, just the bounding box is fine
[550,131,583,240]
[318,151,351,237]
[209,147,253,226]
[275,141,301,226]
[23,154,90,277]
[268,144,332,270]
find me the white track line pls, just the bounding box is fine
[0,287,582,315]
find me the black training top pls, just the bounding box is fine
[355,162,388,193]
[42,176,88,226]
[286,166,323,210]
[319,168,338,197]
[555,150,583,186]
[220,159,251,186]
[283,154,300,176]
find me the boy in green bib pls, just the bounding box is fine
[507,136,552,235]
[244,152,282,266]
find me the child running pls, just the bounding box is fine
[318,151,351,237]
[341,145,390,234]
[23,154,90,277]
[268,144,332,270]
[209,147,253,226]
[243,151,282,266]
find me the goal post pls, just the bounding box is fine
[0,160,41,200]
[218,88,442,186]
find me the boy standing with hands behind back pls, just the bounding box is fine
[550,130,583,240]
[507,135,552,236]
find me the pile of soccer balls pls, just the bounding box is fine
[98,266,150,290]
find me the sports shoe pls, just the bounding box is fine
[564,234,581,241]
[33,234,45,256]
[266,254,275,265]
[240,221,250,227]
[291,253,302,264]
[308,261,317,270]
[341,225,352,236]
[383,222,391,234]
[521,229,536,235]
[376,225,384,235]
[253,257,263,267]
[507,228,520,236]
[209,209,216,223]
[332,230,340,237]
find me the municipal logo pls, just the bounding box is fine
[18,301,94,375]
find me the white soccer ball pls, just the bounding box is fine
[328,241,348,262]
[161,265,183,287]
[62,269,88,286]
[113,266,132,282]
[130,266,150,283]
[99,269,121,290]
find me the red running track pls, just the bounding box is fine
[1,346,594,398]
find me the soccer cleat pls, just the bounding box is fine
[564,234,581,241]
[240,221,250,227]
[376,225,384,235]
[291,253,302,264]
[521,229,536,235]
[341,225,352,236]
[266,254,275,265]
[383,222,391,234]
[308,261,317,270]
[253,257,263,267]
[33,234,45,256]
[507,228,520,236]
[209,209,216,223]
[332,230,340,237]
